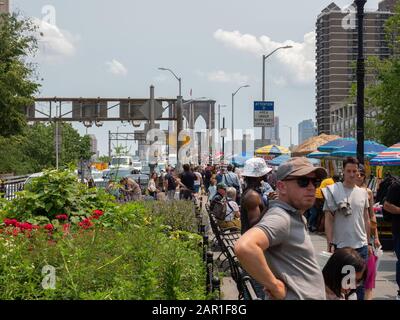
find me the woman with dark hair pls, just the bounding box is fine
[323,247,367,300]
[147,172,159,199]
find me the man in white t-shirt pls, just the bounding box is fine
[324,157,371,300]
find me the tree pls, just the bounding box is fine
[0,13,40,137]
[0,123,93,175]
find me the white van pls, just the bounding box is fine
[109,156,135,169]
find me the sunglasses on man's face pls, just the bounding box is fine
[283,176,321,188]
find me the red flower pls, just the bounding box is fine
[56,214,68,220]
[19,222,33,231]
[12,228,20,236]
[92,210,104,217]
[91,210,104,220]
[44,224,54,231]
[4,219,18,227]
[79,218,93,230]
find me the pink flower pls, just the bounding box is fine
[56,214,68,221]
[63,223,71,234]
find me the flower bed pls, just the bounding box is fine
[0,170,207,300]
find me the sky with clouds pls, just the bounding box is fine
[11,0,381,156]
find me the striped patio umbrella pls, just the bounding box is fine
[255,145,290,156]
[330,140,387,159]
[370,143,400,166]
[318,138,356,153]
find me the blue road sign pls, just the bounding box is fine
[254,101,274,127]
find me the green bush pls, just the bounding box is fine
[0,169,116,225]
[0,201,207,300]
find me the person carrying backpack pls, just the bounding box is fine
[209,183,228,221]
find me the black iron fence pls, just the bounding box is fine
[0,175,30,200]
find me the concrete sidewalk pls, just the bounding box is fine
[219,232,398,300]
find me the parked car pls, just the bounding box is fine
[132,161,143,173]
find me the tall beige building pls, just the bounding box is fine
[316,0,397,137]
[0,0,9,13]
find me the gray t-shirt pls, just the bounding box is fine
[323,184,369,249]
[255,200,326,300]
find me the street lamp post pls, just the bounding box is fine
[355,0,366,165]
[283,125,293,150]
[222,117,226,160]
[232,85,250,156]
[158,67,183,171]
[218,104,227,132]
[262,45,293,141]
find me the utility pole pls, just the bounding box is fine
[356,0,366,165]
[108,130,111,158]
[222,117,225,161]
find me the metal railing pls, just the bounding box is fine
[0,175,30,200]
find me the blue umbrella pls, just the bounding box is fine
[318,138,356,153]
[330,140,387,159]
[229,152,253,167]
[268,155,320,166]
[306,151,332,159]
[267,155,290,166]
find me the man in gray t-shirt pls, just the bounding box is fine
[324,157,371,300]
[235,157,327,300]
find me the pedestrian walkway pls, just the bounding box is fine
[218,232,398,300]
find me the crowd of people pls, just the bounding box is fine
[101,155,400,300]
[206,156,399,301]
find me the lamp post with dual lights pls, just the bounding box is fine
[232,85,250,156]
[158,67,183,171]
[262,45,293,142]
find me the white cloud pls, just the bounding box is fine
[106,59,128,76]
[272,76,288,87]
[213,29,315,84]
[196,70,249,85]
[34,18,79,62]
[154,74,168,82]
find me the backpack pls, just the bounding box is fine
[210,194,227,220]
[377,176,400,222]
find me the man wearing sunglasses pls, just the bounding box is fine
[323,157,371,300]
[235,157,327,300]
